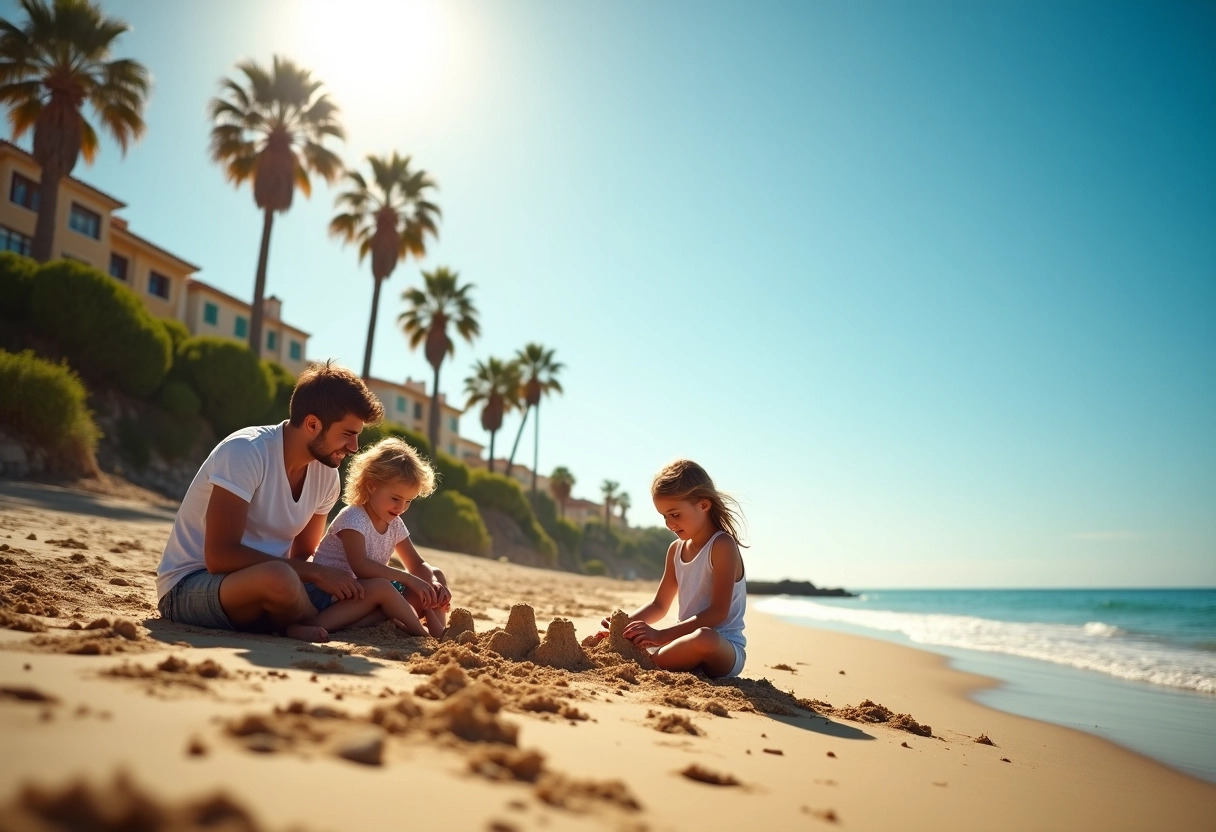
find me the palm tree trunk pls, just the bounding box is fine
[31,163,62,263]
[531,403,540,496]
[504,406,530,478]
[428,362,442,457]
[361,276,383,380]
[488,430,496,473]
[249,208,275,354]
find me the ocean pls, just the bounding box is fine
[753,588,1216,783]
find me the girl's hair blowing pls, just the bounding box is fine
[343,437,436,506]
[651,459,746,545]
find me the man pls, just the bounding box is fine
[156,360,385,639]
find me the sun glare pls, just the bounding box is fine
[284,0,457,127]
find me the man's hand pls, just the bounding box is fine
[305,564,364,601]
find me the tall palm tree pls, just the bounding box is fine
[464,357,521,474]
[329,152,439,379]
[504,343,563,495]
[549,466,575,520]
[208,55,344,354]
[600,479,619,529]
[0,0,149,262]
[616,491,631,527]
[399,266,479,454]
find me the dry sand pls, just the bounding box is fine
[1,479,1213,832]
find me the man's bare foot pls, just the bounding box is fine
[285,624,329,642]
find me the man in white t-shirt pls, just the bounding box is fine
[156,360,385,640]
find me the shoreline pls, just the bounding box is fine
[1,479,1214,831]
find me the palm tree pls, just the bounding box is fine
[549,466,575,520]
[504,343,564,495]
[330,152,439,379]
[0,0,149,262]
[208,55,344,354]
[464,357,521,474]
[616,491,631,527]
[399,266,479,454]
[601,479,619,529]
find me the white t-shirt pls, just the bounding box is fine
[156,423,341,599]
[312,504,409,578]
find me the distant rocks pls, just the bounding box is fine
[747,579,856,598]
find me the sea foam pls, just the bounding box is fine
[755,596,1216,694]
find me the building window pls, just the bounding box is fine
[266,331,277,351]
[396,395,406,412]
[9,172,38,211]
[449,416,458,432]
[0,225,32,256]
[68,203,101,239]
[414,402,423,420]
[448,443,456,455]
[148,271,170,299]
[109,253,128,281]
[289,340,302,361]
[203,301,218,325]
[235,316,248,338]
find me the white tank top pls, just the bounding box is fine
[674,530,746,648]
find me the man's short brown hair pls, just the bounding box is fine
[288,360,384,429]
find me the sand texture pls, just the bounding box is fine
[1,479,1214,831]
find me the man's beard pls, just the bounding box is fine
[307,435,344,468]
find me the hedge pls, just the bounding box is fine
[261,360,295,425]
[468,469,557,563]
[411,490,491,557]
[434,451,470,494]
[359,421,431,460]
[0,349,99,476]
[29,259,172,398]
[173,336,273,436]
[0,252,37,322]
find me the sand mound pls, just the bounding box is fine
[827,699,933,737]
[0,771,292,831]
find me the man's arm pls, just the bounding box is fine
[204,487,361,600]
[203,486,280,573]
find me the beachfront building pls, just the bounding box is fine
[365,375,483,464]
[182,280,310,377]
[0,140,315,376]
[0,140,199,321]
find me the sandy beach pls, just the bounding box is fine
[1,479,1213,832]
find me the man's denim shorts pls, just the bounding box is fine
[158,569,334,630]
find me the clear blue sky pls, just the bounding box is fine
[5,0,1213,588]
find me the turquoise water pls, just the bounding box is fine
[754,588,1216,783]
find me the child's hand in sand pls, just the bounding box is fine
[432,581,452,611]
[400,574,438,608]
[622,621,663,648]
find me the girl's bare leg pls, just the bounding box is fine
[423,607,445,637]
[652,628,738,678]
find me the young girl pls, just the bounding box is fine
[303,437,451,639]
[598,459,748,678]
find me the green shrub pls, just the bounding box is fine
[434,451,470,494]
[174,336,273,435]
[29,259,171,397]
[261,360,295,424]
[159,318,191,354]
[582,559,607,576]
[411,490,491,556]
[157,379,201,418]
[0,349,100,476]
[117,416,151,469]
[550,517,584,571]
[0,252,37,322]
[468,469,557,563]
[359,421,431,459]
[150,409,203,461]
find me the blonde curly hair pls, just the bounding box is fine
[342,437,436,506]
